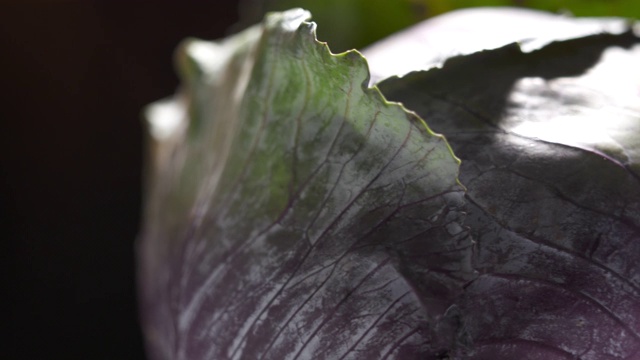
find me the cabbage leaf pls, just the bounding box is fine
[139,7,640,360]
[377,10,640,358]
[139,9,472,360]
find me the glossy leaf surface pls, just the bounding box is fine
[376,10,640,359]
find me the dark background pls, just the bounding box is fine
[1,1,240,358]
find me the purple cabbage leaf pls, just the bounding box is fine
[139,7,640,360]
[139,8,473,360]
[374,8,640,360]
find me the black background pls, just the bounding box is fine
[1,1,240,358]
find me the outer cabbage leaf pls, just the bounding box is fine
[375,8,640,359]
[138,9,473,360]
